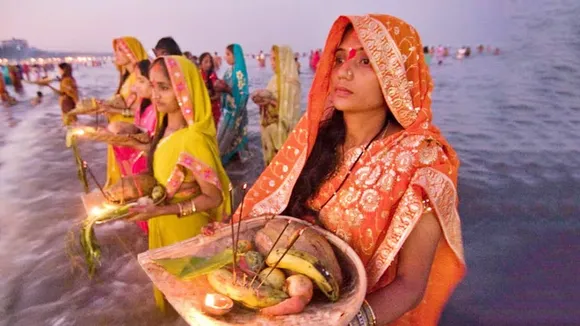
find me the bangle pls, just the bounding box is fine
[177,202,184,217]
[422,198,433,213]
[362,300,377,326]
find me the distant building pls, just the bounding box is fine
[1,38,29,51]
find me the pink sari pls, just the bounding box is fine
[112,102,157,232]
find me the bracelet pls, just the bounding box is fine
[422,198,433,213]
[177,202,184,217]
[181,202,191,217]
[349,305,372,326]
[362,300,377,326]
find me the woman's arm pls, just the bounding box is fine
[365,209,442,325]
[46,84,62,95]
[128,172,223,221]
[182,177,224,214]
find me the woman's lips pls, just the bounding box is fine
[334,86,353,97]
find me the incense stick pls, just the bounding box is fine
[248,218,291,287]
[228,183,237,282]
[233,183,248,283]
[257,226,307,288]
[83,161,110,201]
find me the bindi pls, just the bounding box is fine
[347,48,357,60]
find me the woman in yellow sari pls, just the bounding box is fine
[234,15,465,325]
[101,37,149,187]
[127,55,231,312]
[251,45,301,165]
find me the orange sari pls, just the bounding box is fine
[239,15,465,325]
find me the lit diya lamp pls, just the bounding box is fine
[71,126,96,136]
[203,293,234,316]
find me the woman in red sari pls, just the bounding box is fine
[234,15,465,325]
[199,52,222,126]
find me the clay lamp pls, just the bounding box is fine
[203,293,234,316]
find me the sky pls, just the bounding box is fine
[1,0,510,54]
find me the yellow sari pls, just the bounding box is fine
[105,37,149,187]
[261,45,301,165]
[148,56,231,311]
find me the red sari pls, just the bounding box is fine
[201,70,221,126]
[239,15,465,325]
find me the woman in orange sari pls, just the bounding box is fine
[236,15,465,325]
[47,63,79,124]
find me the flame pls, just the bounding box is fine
[204,293,216,307]
[90,203,119,217]
[90,207,102,216]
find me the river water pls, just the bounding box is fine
[1,1,579,325]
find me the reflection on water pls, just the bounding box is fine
[1,3,579,325]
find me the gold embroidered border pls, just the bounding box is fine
[350,15,417,128]
[366,167,464,288]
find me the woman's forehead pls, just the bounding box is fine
[339,29,361,47]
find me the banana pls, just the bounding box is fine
[266,249,340,302]
[207,269,289,309]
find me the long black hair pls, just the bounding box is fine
[147,59,169,174]
[199,52,215,96]
[283,110,347,218]
[58,62,73,78]
[154,37,183,56]
[136,60,152,115]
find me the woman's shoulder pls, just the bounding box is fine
[374,133,450,169]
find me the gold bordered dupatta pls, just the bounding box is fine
[239,14,465,325]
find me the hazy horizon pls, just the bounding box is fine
[1,0,509,54]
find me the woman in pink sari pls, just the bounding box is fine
[111,59,158,232]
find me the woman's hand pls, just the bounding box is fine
[252,94,268,106]
[127,204,166,221]
[201,221,230,236]
[215,80,231,94]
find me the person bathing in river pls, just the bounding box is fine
[126,56,231,312]
[46,63,79,124]
[208,14,465,325]
[0,75,17,107]
[31,91,43,106]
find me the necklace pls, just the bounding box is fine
[318,118,390,211]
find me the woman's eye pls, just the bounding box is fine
[360,58,371,65]
[334,57,345,65]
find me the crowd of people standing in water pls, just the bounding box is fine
[3,14,468,325]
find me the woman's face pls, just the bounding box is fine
[150,62,180,114]
[134,68,152,99]
[114,43,130,66]
[330,29,385,113]
[58,67,65,77]
[225,49,234,66]
[270,50,277,71]
[201,55,213,72]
